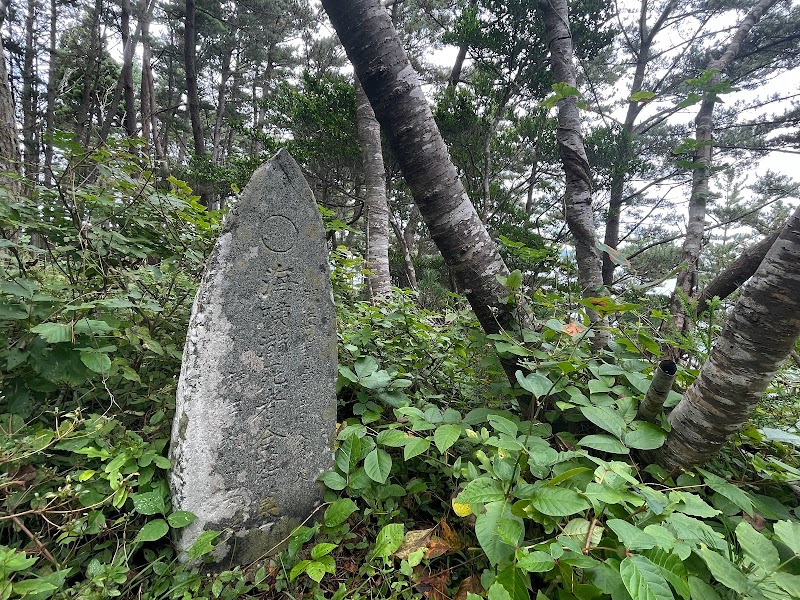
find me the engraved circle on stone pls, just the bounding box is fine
[262,215,297,252]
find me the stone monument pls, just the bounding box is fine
[169,149,337,566]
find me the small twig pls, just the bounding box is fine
[11,516,60,568]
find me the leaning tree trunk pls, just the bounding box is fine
[668,0,779,343]
[355,77,392,299]
[658,204,800,470]
[322,0,519,376]
[539,0,607,336]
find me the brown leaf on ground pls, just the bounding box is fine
[453,575,483,600]
[393,527,435,560]
[423,536,451,559]
[414,567,450,600]
[439,517,461,550]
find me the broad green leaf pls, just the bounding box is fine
[607,519,658,550]
[697,468,754,514]
[624,423,667,450]
[619,555,674,600]
[335,435,360,475]
[31,322,72,343]
[671,492,719,518]
[516,371,551,398]
[188,530,221,559]
[372,523,404,560]
[488,415,518,437]
[666,514,725,550]
[531,487,591,517]
[324,498,358,528]
[698,547,749,593]
[735,521,779,572]
[516,549,555,573]
[80,350,112,374]
[769,572,800,598]
[496,514,524,547]
[290,560,311,582]
[319,471,347,490]
[305,556,335,582]
[434,424,461,453]
[377,429,409,447]
[132,491,165,516]
[476,501,518,566]
[562,518,603,549]
[11,580,57,595]
[167,510,197,529]
[403,437,430,460]
[488,582,513,600]
[0,550,37,572]
[581,406,626,438]
[134,519,169,543]
[687,576,722,600]
[311,543,337,559]
[578,434,630,454]
[457,477,506,504]
[364,448,392,483]
[73,318,113,334]
[643,548,690,600]
[774,520,800,555]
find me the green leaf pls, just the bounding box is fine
[476,501,517,566]
[73,318,113,335]
[324,498,358,528]
[457,477,506,504]
[578,434,630,454]
[624,423,667,450]
[581,406,626,438]
[319,471,347,490]
[311,543,338,559]
[687,576,722,600]
[134,519,169,543]
[80,351,112,374]
[132,491,166,516]
[774,520,800,554]
[377,429,409,447]
[12,579,58,595]
[698,547,749,593]
[290,560,311,582]
[403,437,430,460]
[619,555,674,600]
[516,549,555,573]
[372,523,404,560]
[434,424,461,453]
[488,582,513,600]
[607,519,658,550]
[530,487,591,517]
[167,511,197,529]
[364,448,392,483]
[305,557,335,583]
[643,548,690,600]
[335,434,360,475]
[516,371,551,398]
[488,415,518,437]
[188,530,220,559]
[735,521,779,572]
[31,322,72,343]
[631,90,657,102]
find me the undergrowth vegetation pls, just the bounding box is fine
[2,145,800,600]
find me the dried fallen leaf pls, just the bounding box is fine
[453,575,483,600]
[414,567,450,600]
[439,517,461,550]
[393,527,435,560]
[423,536,451,559]
[564,322,585,335]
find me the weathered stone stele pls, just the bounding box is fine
[168,149,337,566]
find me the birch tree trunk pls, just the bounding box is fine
[355,77,392,299]
[322,0,518,349]
[539,0,607,336]
[668,0,779,342]
[659,204,800,469]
